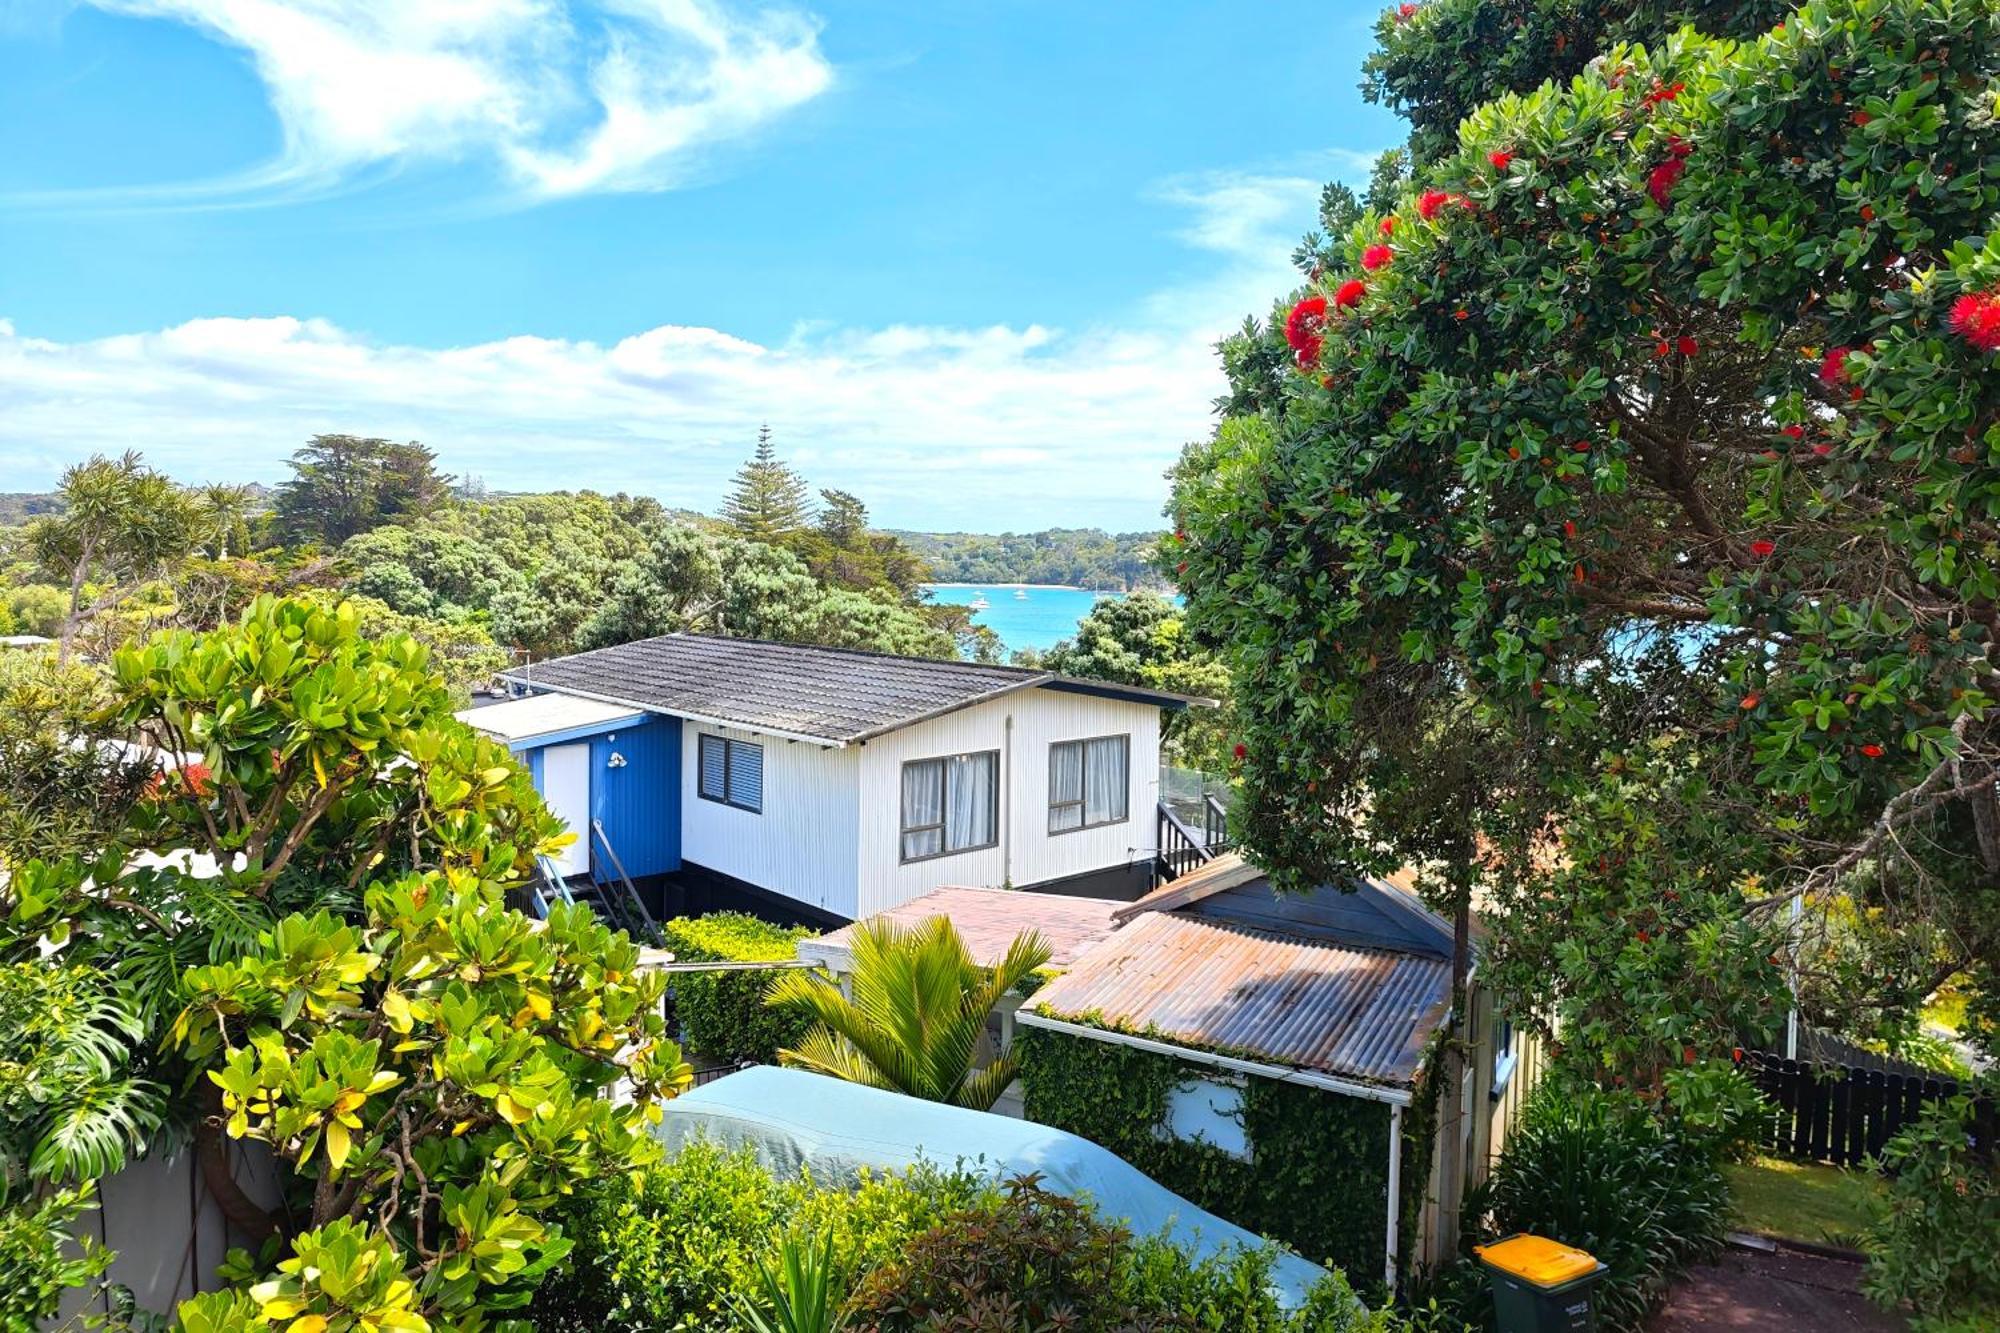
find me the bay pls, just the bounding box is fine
[923,583,1114,656]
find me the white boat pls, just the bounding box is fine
[969,594,991,610]
[1013,588,1028,599]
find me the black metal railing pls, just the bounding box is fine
[1156,803,1214,883]
[1202,793,1231,852]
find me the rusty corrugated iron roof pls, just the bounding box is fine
[1028,910,1451,1088]
[797,886,1125,972]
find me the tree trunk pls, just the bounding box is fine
[196,1085,278,1243]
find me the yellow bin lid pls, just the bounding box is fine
[1474,1234,1600,1287]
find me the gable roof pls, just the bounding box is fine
[1028,911,1452,1089]
[1113,852,1456,961]
[795,886,1124,973]
[503,634,1203,746]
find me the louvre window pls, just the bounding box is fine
[698,734,763,814]
[900,750,999,862]
[1048,735,1129,833]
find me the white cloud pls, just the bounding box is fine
[54,0,831,202]
[0,310,1228,530]
[0,165,1327,531]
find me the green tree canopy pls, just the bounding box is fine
[720,426,814,545]
[1169,0,2000,1071]
[273,435,452,547]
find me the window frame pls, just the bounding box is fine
[1047,733,1132,836]
[1490,1013,1518,1102]
[697,733,764,815]
[898,749,1001,864]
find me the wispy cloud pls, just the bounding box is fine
[0,164,1329,530]
[31,0,832,206]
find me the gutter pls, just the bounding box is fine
[1384,1104,1403,1293]
[1013,1011,1412,1107]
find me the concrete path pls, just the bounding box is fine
[1651,1245,1905,1331]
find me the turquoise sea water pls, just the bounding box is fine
[923,584,1114,656]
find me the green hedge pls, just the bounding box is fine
[528,1139,1388,1333]
[661,912,820,1064]
[1016,1026,1406,1291]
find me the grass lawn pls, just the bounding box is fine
[1725,1155,1882,1249]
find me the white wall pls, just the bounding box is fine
[855,688,1162,916]
[678,723,863,919]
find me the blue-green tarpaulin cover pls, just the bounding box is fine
[653,1065,1331,1310]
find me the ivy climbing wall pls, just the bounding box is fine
[1016,1027,1426,1289]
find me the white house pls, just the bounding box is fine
[457,634,1207,925]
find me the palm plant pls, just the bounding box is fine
[766,917,1050,1110]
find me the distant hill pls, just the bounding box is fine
[889,527,1169,591]
[0,492,64,526]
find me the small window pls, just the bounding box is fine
[698,734,763,814]
[900,750,999,862]
[1048,734,1130,834]
[1154,1077,1251,1161]
[1491,1014,1518,1101]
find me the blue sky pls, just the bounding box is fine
[0,1,1404,530]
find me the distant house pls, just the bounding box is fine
[457,634,1206,925]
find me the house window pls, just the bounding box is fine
[900,750,999,862]
[1154,1077,1252,1161]
[698,734,763,813]
[1048,734,1130,834]
[1491,1014,1518,1102]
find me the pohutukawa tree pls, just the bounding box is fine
[1169,0,2000,1076]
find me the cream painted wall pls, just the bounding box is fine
[854,689,1163,917]
[679,722,863,919]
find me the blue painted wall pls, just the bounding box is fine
[589,715,682,879]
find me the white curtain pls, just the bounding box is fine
[1084,736,1128,826]
[945,753,996,851]
[1049,740,1084,832]
[901,759,944,859]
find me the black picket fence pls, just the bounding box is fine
[1747,1052,1960,1167]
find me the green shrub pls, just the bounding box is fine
[528,1139,1001,1332]
[1115,1234,1390,1333]
[1862,1077,1999,1332]
[1480,1082,1727,1332]
[0,1184,114,1329]
[663,913,820,1063]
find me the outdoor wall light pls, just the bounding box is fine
[606,752,627,769]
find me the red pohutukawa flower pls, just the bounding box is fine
[1781,424,1805,440]
[1232,742,1248,760]
[1860,743,1886,758]
[1947,290,2000,352]
[1333,278,1367,309]
[1820,345,1853,386]
[1677,335,1698,357]
[1641,79,1685,106]
[1379,216,1398,236]
[1285,295,1328,367]
[1749,539,1777,558]
[1361,244,1393,271]
[1648,157,1686,208]
[1415,189,1470,221]
[1489,149,1514,170]
[1395,2,1418,19]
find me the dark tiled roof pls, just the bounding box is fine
[503,634,1196,745]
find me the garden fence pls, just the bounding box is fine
[1747,1051,1960,1167]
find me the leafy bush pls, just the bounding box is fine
[1480,1083,1727,1331]
[529,1139,1002,1332]
[842,1176,1150,1332]
[664,913,820,1063]
[1862,1077,1999,1331]
[0,1184,114,1330]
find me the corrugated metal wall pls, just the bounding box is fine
[589,715,682,879]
